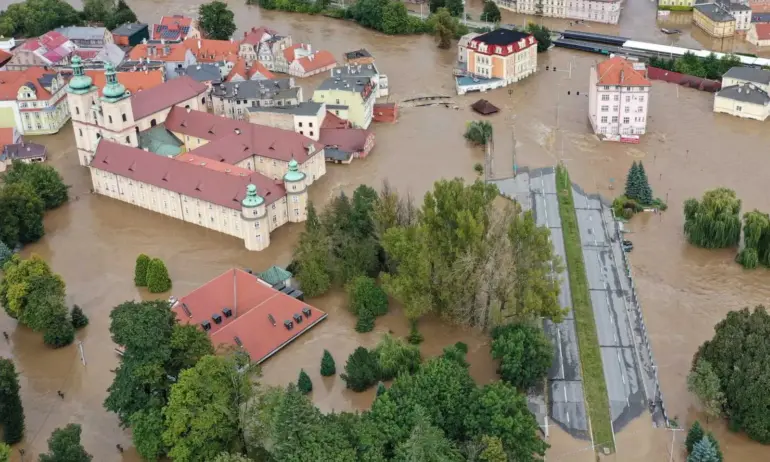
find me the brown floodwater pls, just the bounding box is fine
[1,1,770,460]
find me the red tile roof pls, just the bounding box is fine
[86,69,164,96]
[172,268,327,364]
[0,68,58,101]
[0,127,17,146]
[130,76,208,120]
[175,152,255,176]
[226,58,275,82]
[128,43,190,62]
[91,140,285,209]
[164,106,321,164]
[596,56,651,86]
[160,15,193,28]
[294,50,337,73]
[321,111,351,129]
[182,38,239,63]
[755,23,770,40]
[241,26,277,46]
[319,128,372,153]
[0,49,11,66]
[283,43,309,64]
[73,49,100,60]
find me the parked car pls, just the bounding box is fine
[622,240,633,252]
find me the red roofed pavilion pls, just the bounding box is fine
[172,268,327,364]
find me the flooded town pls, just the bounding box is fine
[0,0,769,460]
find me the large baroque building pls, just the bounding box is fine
[457,29,538,95]
[588,56,651,141]
[494,0,621,24]
[66,56,325,251]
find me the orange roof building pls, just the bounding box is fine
[0,67,70,135]
[288,50,338,78]
[225,58,275,82]
[172,268,327,363]
[86,69,164,96]
[182,38,239,63]
[589,56,651,140]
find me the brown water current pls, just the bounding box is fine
[1,1,770,460]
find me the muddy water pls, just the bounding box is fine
[0,1,769,460]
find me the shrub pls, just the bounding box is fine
[474,163,483,175]
[376,381,387,397]
[134,254,151,287]
[464,121,493,146]
[491,323,553,391]
[341,347,380,392]
[70,305,89,329]
[298,369,312,394]
[442,342,469,367]
[347,276,389,317]
[355,306,375,333]
[146,258,172,293]
[320,349,336,376]
[43,315,75,348]
[407,319,424,345]
[374,334,421,380]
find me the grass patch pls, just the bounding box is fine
[555,165,615,453]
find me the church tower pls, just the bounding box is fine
[99,63,138,147]
[241,184,271,251]
[283,158,308,223]
[66,56,99,166]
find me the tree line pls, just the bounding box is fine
[648,52,741,81]
[293,179,564,335]
[0,0,137,38]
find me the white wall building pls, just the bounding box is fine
[713,67,770,120]
[494,0,621,24]
[588,56,651,141]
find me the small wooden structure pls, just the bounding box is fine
[471,99,499,116]
[373,102,398,123]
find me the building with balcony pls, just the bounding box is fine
[588,56,651,141]
[457,28,537,95]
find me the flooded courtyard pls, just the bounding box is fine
[1,0,770,460]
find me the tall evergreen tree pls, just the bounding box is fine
[134,254,151,287]
[298,369,313,394]
[685,421,704,453]
[687,436,719,462]
[146,258,172,293]
[0,358,25,444]
[70,305,89,329]
[637,161,653,205]
[624,161,640,200]
[320,350,336,376]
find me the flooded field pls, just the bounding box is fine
[1,0,770,460]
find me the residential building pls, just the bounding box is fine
[181,63,223,85]
[55,26,113,48]
[588,56,651,141]
[748,22,770,44]
[458,33,481,64]
[312,77,375,129]
[248,101,327,140]
[182,38,239,63]
[77,43,126,68]
[225,58,275,82]
[331,63,388,98]
[319,126,375,163]
[212,79,301,120]
[85,68,165,96]
[658,0,696,9]
[714,82,770,120]
[494,0,621,24]
[694,4,737,37]
[0,50,12,70]
[719,0,752,31]
[750,0,770,12]
[721,66,770,92]
[6,31,77,70]
[117,58,167,74]
[343,49,375,66]
[67,57,324,251]
[289,50,337,78]
[256,35,295,72]
[128,41,197,78]
[151,15,201,41]
[0,67,69,135]
[458,28,537,95]
[239,26,279,63]
[0,38,16,52]
[112,23,150,47]
[0,139,47,172]
[171,268,328,364]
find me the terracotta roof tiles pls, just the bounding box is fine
[294,50,337,72]
[241,26,278,46]
[86,69,164,97]
[182,38,239,63]
[0,68,58,101]
[596,56,651,87]
[225,58,275,82]
[130,76,208,120]
[755,23,770,40]
[128,43,189,62]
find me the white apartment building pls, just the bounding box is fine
[588,56,651,141]
[494,0,621,24]
[713,66,770,120]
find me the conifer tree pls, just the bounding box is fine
[637,161,653,205]
[687,436,719,462]
[624,161,640,200]
[146,258,172,293]
[0,241,12,268]
[0,358,25,444]
[320,349,336,376]
[134,254,151,287]
[70,305,89,329]
[297,369,312,394]
[685,421,704,453]
[43,314,75,348]
[355,306,375,333]
[376,381,387,397]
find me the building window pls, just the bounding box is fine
[309,122,313,127]
[639,96,645,102]
[79,129,83,136]
[298,122,303,127]
[292,195,299,203]
[109,115,113,124]
[611,116,618,123]
[600,105,608,112]
[122,113,127,122]
[613,94,619,101]
[600,116,608,123]
[125,136,130,143]
[75,107,80,115]
[309,131,314,137]
[625,96,631,102]
[294,208,300,216]
[623,117,630,124]
[271,203,276,210]
[624,106,629,113]
[300,130,304,135]
[736,105,743,112]
[601,94,609,101]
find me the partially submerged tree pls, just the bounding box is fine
[134,253,151,287]
[685,420,704,454]
[482,1,501,22]
[0,358,24,444]
[0,182,45,248]
[4,160,69,209]
[146,258,172,293]
[341,347,380,392]
[687,436,720,462]
[71,305,89,329]
[491,323,553,391]
[684,188,742,249]
[525,23,552,52]
[464,121,493,146]
[374,334,422,380]
[434,8,459,49]
[39,424,92,462]
[298,369,313,394]
[687,359,724,422]
[320,349,336,377]
[736,210,770,269]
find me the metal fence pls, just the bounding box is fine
[647,67,722,93]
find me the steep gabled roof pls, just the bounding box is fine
[130,76,208,120]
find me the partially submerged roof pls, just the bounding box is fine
[595,56,651,86]
[172,268,327,364]
[471,99,499,115]
[344,48,372,60]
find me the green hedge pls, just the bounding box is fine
[658,5,693,11]
[555,165,614,453]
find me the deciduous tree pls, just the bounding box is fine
[0,443,9,462]
[0,0,80,38]
[129,407,166,461]
[146,258,172,293]
[687,359,724,422]
[491,323,553,391]
[0,255,66,331]
[104,0,138,30]
[434,8,458,49]
[43,312,75,348]
[394,406,463,462]
[198,1,237,40]
[0,241,11,267]
[479,435,507,462]
[525,23,552,52]
[212,453,253,462]
[134,254,150,287]
[684,188,741,249]
[348,276,389,326]
[39,424,92,462]
[381,1,411,34]
[0,182,45,247]
[0,358,24,444]
[355,305,376,333]
[163,355,254,462]
[464,121,493,146]
[321,349,336,376]
[482,1,501,22]
[374,334,421,380]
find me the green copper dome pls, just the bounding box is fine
[67,56,94,94]
[242,184,264,208]
[101,63,128,102]
[283,158,306,183]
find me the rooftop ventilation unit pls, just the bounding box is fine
[222,307,233,318]
[234,336,243,347]
[284,319,294,330]
[212,313,223,324]
[201,320,212,331]
[293,313,303,324]
[181,302,192,317]
[268,314,276,326]
[302,306,311,318]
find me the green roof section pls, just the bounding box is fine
[101,62,128,102]
[67,56,94,94]
[242,184,265,208]
[257,265,293,286]
[138,125,184,157]
[283,158,306,183]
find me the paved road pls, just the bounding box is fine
[492,168,590,439]
[406,10,497,30]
